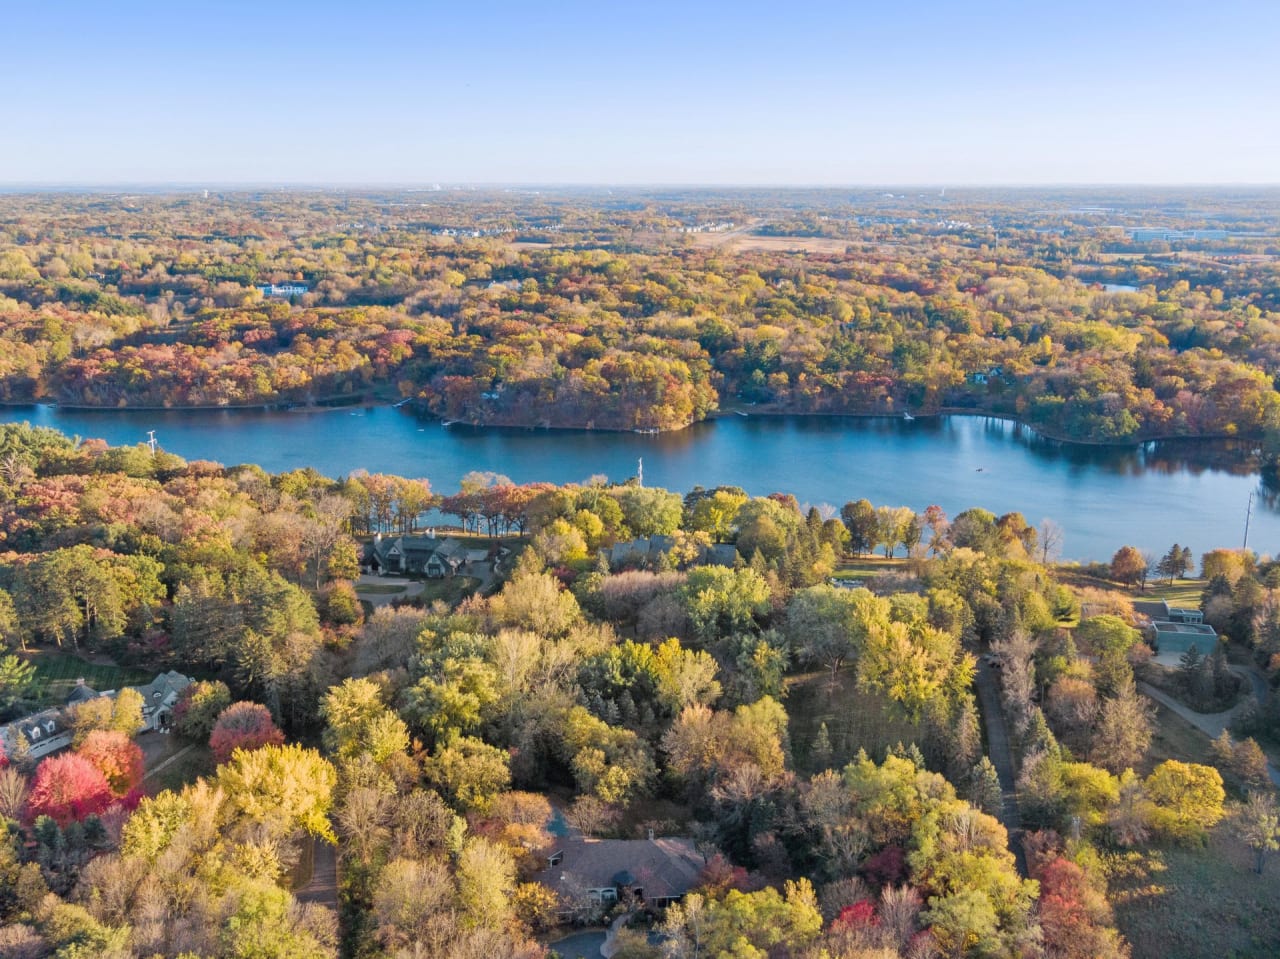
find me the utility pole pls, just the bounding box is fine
[637,457,643,488]
[146,430,158,455]
[1244,491,1254,550]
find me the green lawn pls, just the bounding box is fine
[24,651,153,707]
[786,668,921,775]
[354,583,408,595]
[1134,579,1205,608]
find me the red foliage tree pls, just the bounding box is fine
[77,729,145,796]
[25,753,112,825]
[209,701,285,764]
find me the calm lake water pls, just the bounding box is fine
[1,404,1273,562]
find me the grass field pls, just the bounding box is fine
[831,556,909,582]
[419,575,481,606]
[1108,830,1280,959]
[1134,579,1205,608]
[786,669,921,774]
[354,583,407,595]
[24,651,153,706]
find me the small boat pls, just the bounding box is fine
[976,467,984,472]
[442,420,457,427]
[392,398,411,408]
[735,410,749,417]
[902,412,915,421]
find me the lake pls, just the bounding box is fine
[0,404,1273,562]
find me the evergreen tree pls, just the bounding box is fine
[969,757,1004,816]
[811,722,833,771]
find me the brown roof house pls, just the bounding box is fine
[536,836,705,918]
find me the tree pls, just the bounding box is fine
[25,753,113,826]
[110,687,145,737]
[1156,543,1191,584]
[1090,678,1154,773]
[969,757,1004,817]
[209,701,285,764]
[1038,518,1064,565]
[456,836,517,930]
[679,566,771,645]
[76,730,144,797]
[786,584,884,681]
[215,742,337,842]
[1145,760,1226,844]
[0,654,36,713]
[1110,545,1148,587]
[1234,791,1280,874]
[840,500,878,558]
[321,677,409,764]
[171,679,232,741]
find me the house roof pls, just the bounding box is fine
[130,670,191,714]
[536,837,704,901]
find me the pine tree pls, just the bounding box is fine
[811,722,833,771]
[969,757,1003,816]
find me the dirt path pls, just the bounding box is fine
[974,659,1028,877]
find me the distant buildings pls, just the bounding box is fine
[258,283,309,298]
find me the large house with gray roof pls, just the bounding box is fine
[535,836,704,915]
[363,532,475,577]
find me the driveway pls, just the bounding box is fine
[974,659,1028,877]
[355,573,424,608]
[1138,681,1280,786]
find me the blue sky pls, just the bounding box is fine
[4,0,1278,184]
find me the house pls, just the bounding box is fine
[0,707,74,761]
[605,537,738,570]
[258,283,309,298]
[535,836,704,913]
[364,532,472,578]
[1147,620,1219,657]
[0,670,191,761]
[127,670,192,732]
[1133,600,1205,626]
[968,366,1005,386]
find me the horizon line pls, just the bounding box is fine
[4,180,1280,193]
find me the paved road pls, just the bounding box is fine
[1138,681,1280,787]
[296,837,340,912]
[974,659,1028,877]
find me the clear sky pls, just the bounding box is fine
[4,0,1278,185]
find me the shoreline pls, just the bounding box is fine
[0,398,1256,453]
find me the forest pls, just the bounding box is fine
[2,188,1280,440]
[1,421,1279,959]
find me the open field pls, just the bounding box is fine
[688,233,854,254]
[1107,830,1280,959]
[24,651,153,706]
[1134,579,1206,608]
[786,669,921,775]
[831,556,910,581]
[419,575,482,606]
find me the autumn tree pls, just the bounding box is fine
[1110,545,1148,587]
[76,729,144,797]
[1234,791,1280,874]
[25,753,113,825]
[209,701,286,764]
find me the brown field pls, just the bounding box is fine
[1108,831,1280,959]
[687,233,853,254]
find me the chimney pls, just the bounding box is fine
[75,677,85,686]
